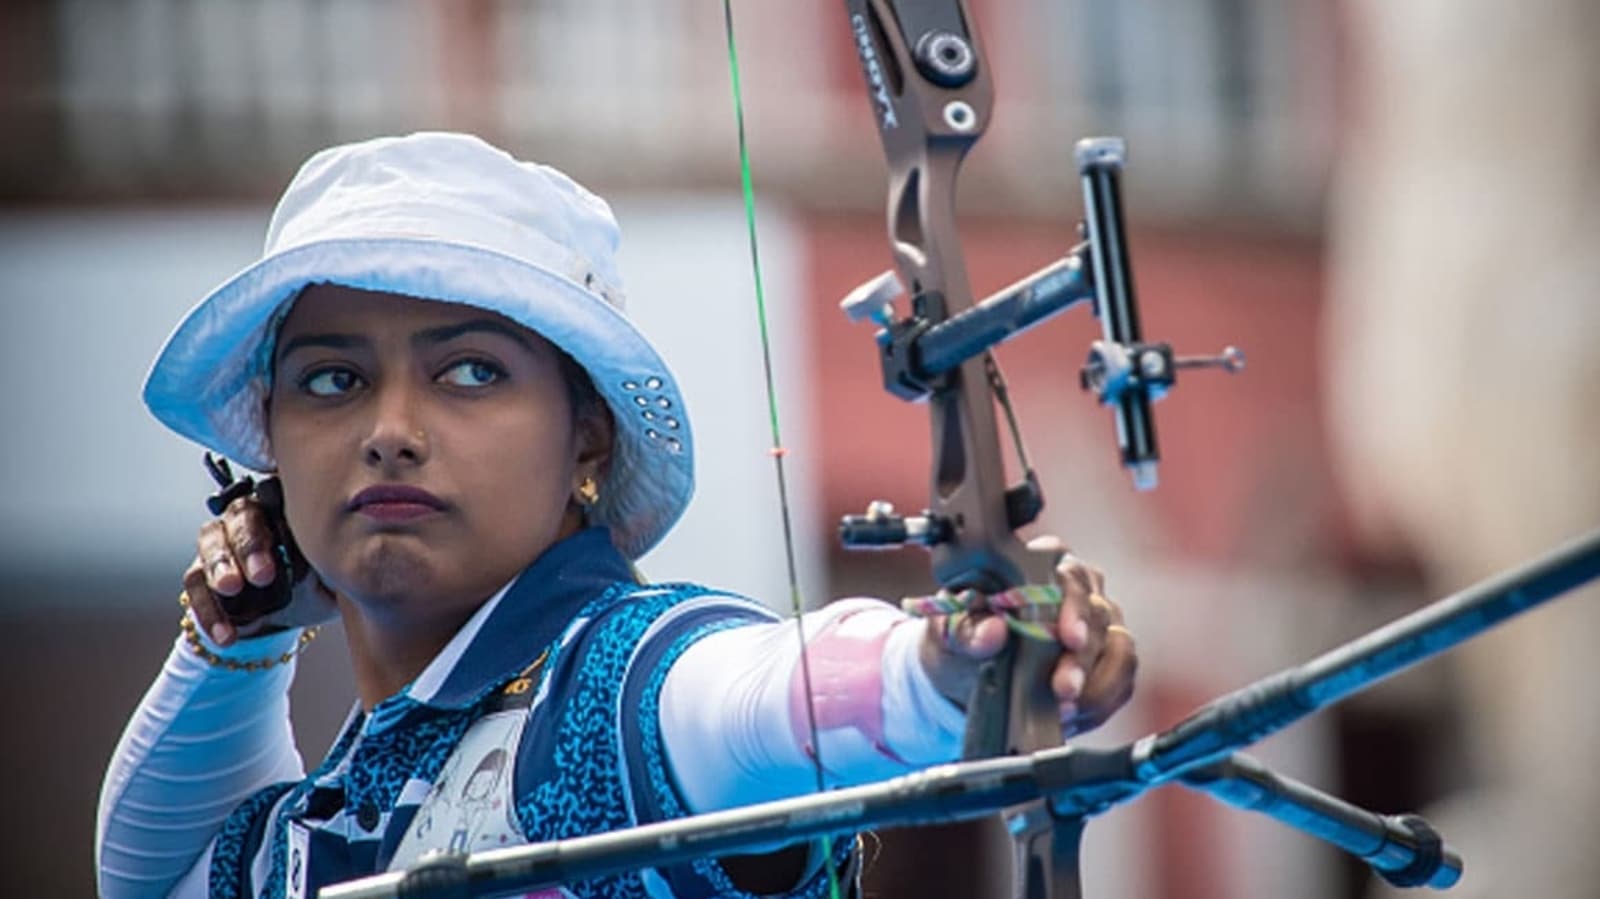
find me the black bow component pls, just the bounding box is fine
[202,452,309,621]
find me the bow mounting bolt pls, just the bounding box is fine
[914,30,976,87]
[1175,345,1246,374]
[839,500,951,550]
[841,270,905,327]
[943,101,978,132]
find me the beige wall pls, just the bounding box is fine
[1327,1,1600,896]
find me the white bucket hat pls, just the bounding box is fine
[143,132,692,559]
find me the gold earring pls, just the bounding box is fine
[575,476,600,507]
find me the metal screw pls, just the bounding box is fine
[1174,345,1246,374]
[915,30,976,86]
[944,100,977,132]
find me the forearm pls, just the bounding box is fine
[96,625,307,898]
[659,598,964,813]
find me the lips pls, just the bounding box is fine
[347,484,447,521]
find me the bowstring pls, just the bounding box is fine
[719,3,845,897]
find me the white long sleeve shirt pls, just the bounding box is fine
[97,587,961,898]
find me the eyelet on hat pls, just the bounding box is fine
[142,132,693,559]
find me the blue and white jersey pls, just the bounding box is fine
[203,528,854,898]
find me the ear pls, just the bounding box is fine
[573,402,616,482]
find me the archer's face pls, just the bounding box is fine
[267,284,602,624]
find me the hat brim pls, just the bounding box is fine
[143,236,693,560]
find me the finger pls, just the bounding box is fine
[1070,624,1138,733]
[946,610,1009,659]
[1054,563,1103,653]
[1085,562,1107,598]
[182,560,235,646]
[1050,616,1106,696]
[1087,589,1115,631]
[1025,534,1068,556]
[1055,553,1097,598]
[197,519,244,597]
[222,497,277,587]
[1051,655,1090,709]
[1051,595,1115,702]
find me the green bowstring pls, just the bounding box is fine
[720,2,845,897]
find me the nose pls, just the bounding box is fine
[361,381,430,468]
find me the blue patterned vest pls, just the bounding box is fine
[204,528,856,898]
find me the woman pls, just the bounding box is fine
[96,132,1138,898]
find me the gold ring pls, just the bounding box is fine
[1106,623,1133,639]
[178,590,191,608]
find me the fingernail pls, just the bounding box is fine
[1064,667,1086,698]
[1065,616,1089,649]
[211,622,231,645]
[246,552,272,585]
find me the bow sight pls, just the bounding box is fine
[835,0,1260,893]
[838,136,1244,538]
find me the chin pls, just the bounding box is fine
[338,536,442,606]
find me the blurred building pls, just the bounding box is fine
[11,2,1555,898]
[1327,2,1600,896]
[1,0,1333,217]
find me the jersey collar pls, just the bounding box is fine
[406,526,637,710]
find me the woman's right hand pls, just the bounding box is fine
[181,496,338,646]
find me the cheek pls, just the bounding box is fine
[450,415,578,525]
[452,403,582,564]
[264,405,343,562]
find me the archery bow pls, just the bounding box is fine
[834,1,1081,894]
[832,0,1240,895]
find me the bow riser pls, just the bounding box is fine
[846,0,1059,744]
[846,2,1083,896]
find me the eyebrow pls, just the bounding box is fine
[276,318,539,361]
[276,332,366,360]
[413,319,539,355]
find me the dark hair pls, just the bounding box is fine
[552,347,607,427]
[552,347,614,475]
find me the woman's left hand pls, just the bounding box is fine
[918,535,1138,737]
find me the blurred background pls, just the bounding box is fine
[1,1,1595,896]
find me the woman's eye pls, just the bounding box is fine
[438,359,504,388]
[301,367,363,397]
